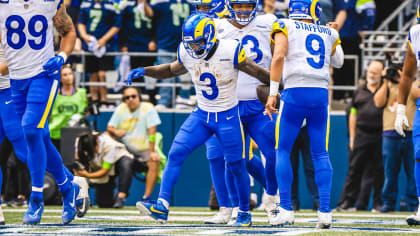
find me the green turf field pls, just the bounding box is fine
[1,206,419,235]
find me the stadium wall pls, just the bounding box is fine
[89,112,410,210]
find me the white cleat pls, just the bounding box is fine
[227,207,239,225]
[270,206,295,227]
[316,211,332,229]
[264,194,279,222]
[0,206,4,225]
[73,176,90,218]
[204,207,232,224]
[407,214,420,226]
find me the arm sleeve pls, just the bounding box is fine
[270,19,288,44]
[78,6,88,24]
[331,44,344,68]
[177,44,184,65]
[233,42,246,67]
[112,9,123,28]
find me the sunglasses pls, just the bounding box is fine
[123,94,138,101]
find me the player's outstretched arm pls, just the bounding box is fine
[53,6,77,58]
[235,58,270,84]
[126,61,187,85]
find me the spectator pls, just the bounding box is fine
[337,60,384,212]
[373,63,418,212]
[75,131,134,208]
[290,123,320,211]
[263,0,288,18]
[319,0,347,30]
[78,0,121,108]
[119,0,158,104]
[143,0,193,109]
[65,0,82,26]
[107,87,162,202]
[49,65,88,152]
[333,0,375,100]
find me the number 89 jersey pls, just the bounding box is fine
[271,19,341,89]
[0,0,63,80]
[177,39,246,112]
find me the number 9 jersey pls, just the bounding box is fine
[271,19,341,89]
[0,0,64,80]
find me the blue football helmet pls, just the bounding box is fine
[192,0,228,18]
[182,14,217,59]
[417,4,420,24]
[289,0,322,25]
[227,0,258,25]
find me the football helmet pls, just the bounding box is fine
[192,0,228,18]
[227,0,258,25]
[289,0,322,25]
[417,3,420,24]
[182,14,217,59]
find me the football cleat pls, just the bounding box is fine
[0,206,4,225]
[204,207,232,224]
[136,200,169,224]
[62,182,80,224]
[227,207,239,225]
[270,206,295,227]
[232,211,252,227]
[407,214,420,226]
[316,211,332,229]
[23,197,44,225]
[73,176,90,218]
[264,194,279,222]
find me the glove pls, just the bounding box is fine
[126,67,145,85]
[43,54,65,77]
[394,104,409,137]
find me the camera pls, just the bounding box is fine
[383,63,403,84]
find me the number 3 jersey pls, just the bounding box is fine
[0,0,63,80]
[177,39,246,112]
[215,14,276,101]
[271,19,341,89]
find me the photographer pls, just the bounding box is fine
[373,62,419,212]
[74,131,134,208]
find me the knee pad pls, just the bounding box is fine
[313,156,332,173]
[226,159,246,173]
[22,126,42,141]
[4,122,23,142]
[167,141,190,167]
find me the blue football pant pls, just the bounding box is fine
[276,99,332,213]
[412,107,420,199]
[11,73,72,200]
[159,106,250,211]
[206,134,266,208]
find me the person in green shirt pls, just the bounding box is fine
[49,65,88,152]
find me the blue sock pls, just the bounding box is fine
[43,130,72,193]
[225,167,239,208]
[265,152,278,196]
[227,159,250,212]
[209,158,230,207]
[23,127,47,197]
[312,153,332,213]
[247,155,266,189]
[415,161,420,198]
[276,149,293,211]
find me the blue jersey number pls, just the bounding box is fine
[241,35,262,64]
[200,72,219,100]
[305,34,325,69]
[6,15,48,50]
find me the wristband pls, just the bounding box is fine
[58,51,68,63]
[149,134,156,142]
[269,80,280,96]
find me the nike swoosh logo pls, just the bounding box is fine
[240,222,250,226]
[69,190,76,208]
[5,100,12,104]
[226,116,234,120]
[150,206,165,214]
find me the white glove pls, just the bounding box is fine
[394,104,409,137]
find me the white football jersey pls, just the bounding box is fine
[271,19,341,89]
[177,39,246,112]
[409,24,420,70]
[0,0,63,79]
[0,43,10,89]
[215,14,276,100]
